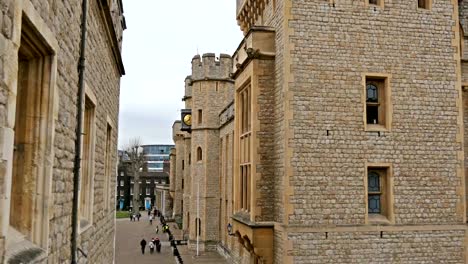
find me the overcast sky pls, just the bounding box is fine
[118,1,243,148]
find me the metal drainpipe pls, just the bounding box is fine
[72,0,88,263]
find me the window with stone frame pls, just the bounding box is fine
[130,187,133,195]
[197,147,203,161]
[9,16,57,249]
[79,95,96,229]
[146,187,150,195]
[120,190,124,196]
[418,0,430,9]
[238,85,251,212]
[366,166,393,222]
[120,180,124,186]
[368,0,381,5]
[365,75,390,130]
[198,109,203,124]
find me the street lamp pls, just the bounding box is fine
[227,223,236,236]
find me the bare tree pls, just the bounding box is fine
[124,138,146,215]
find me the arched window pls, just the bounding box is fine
[197,147,203,161]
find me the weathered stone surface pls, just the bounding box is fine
[0,0,125,263]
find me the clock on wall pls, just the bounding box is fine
[183,113,192,126]
[181,109,192,132]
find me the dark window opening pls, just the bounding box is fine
[418,0,429,9]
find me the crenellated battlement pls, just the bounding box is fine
[191,53,232,81]
[184,75,192,99]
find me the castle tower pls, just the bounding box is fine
[188,53,233,251]
[171,121,184,222]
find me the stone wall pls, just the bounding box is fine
[173,135,185,220]
[0,0,123,263]
[282,0,465,262]
[289,230,465,263]
[289,0,461,225]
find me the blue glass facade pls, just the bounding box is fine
[142,144,174,171]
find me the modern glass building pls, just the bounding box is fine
[142,144,174,171]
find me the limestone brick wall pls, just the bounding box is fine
[283,0,465,262]
[254,59,276,222]
[0,0,123,263]
[268,0,285,227]
[217,120,236,255]
[182,137,191,230]
[289,230,465,263]
[173,137,185,219]
[289,0,461,227]
[169,147,176,196]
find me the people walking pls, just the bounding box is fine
[137,212,141,221]
[155,225,159,234]
[140,238,147,255]
[149,239,155,254]
[155,237,161,253]
[149,214,153,225]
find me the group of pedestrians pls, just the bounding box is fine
[129,211,141,221]
[139,237,161,255]
[138,207,165,255]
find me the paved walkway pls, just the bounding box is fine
[115,213,228,264]
[115,213,176,264]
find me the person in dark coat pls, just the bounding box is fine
[140,238,147,255]
[155,237,161,253]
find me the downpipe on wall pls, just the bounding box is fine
[72,0,88,263]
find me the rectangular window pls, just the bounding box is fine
[9,18,56,248]
[104,123,112,210]
[146,180,151,184]
[79,95,95,229]
[182,160,185,170]
[182,179,184,189]
[366,165,393,223]
[120,190,124,196]
[130,179,134,184]
[120,180,124,186]
[198,109,203,124]
[238,85,251,212]
[364,75,391,131]
[120,171,124,176]
[418,0,430,9]
[367,0,383,7]
[146,188,150,195]
[130,187,134,195]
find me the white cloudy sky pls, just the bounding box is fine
[118,1,243,148]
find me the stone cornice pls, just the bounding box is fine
[97,0,125,75]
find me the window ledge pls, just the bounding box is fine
[79,219,92,234]
[368,214,391,225]
[365,124,388,132]
[231,213,275,228]
[5,226,46,263]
